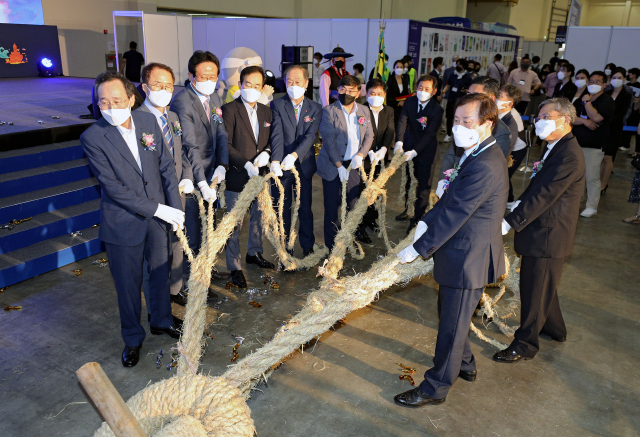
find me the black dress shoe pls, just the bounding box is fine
[355,228,373,245]
[302,247,315,257]
[394,388,445,408]
[458,369,477,382]
[170,289,188,306]
[246,253,275,269]
[493,348,529,363]
[540,331,567,342]
[212,266,231,280]
[148,314,183,324]
[395,210,409,221]
[230,269,247,288]
[150,320,183,339]
[122,345,141,367]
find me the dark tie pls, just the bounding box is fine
[418,104,424,114]
[160,113,174,156]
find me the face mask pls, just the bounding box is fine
[395,68,404,76]
[417,91,431,102]
[557,72,565,80]
[403,68,408,74]
[101,107,131,126]
[193,79,216,95]
[575,79,587,88]
[334,60,344,69]
[535,118,562,140]
[611,78,624,88]
[146,89,172,107]
[367,95,384,107]
[587,84,602,94]
[287,85,306,100]
[521,64,530,70]
[455,66,463,73]
[452,124,480,149]
[338,93,355,105]
[241,87,262,103]
[496,99,511,110]
[604,69,612,76]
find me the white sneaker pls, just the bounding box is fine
[506,201,516,210]
[619,146,629,151]
[443,135,452,142]
[580,208,597,218]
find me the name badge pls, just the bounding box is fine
[518,80,525,85]
[452,87,458,92]
[580,115,588,119]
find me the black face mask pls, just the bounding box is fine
[521,63,530,70]
[338,93,355,105]
[334,60,345,69]
[455,66,463,73]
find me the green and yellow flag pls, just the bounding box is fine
[374,28,389,81]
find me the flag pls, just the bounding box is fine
[374,28,389,81]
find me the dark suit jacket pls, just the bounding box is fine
[396,96,444,156]
[429,69,443,98]
[386,74,411,113]
[415,137,509,289]
[81,111,181,246]
[505,132,586,258]
[365,103,395,153]
[222,97,273,192]
[170,84,229,185]
[500,111,518,152]
[553,80,578,100]
[269,95,322,180]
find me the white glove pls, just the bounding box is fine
[501,219,511,235]
[510,200,521,212]
[435,179,446,198]
[404,150,418,161]
[178,179,194,194]
[254,151,270,168]
[397,245,419,264]
[198,181,217,203]
[414,221,428,242]
[282,154,297,171]
[212,166,226,184]
[352,154,364,169]
[244,161,260,177]
[394,141,403,153]
[270,161,283,178]
[368,150,379,163]
[154,204,185,232]
[376,147,387,161]
[337,166,350,182]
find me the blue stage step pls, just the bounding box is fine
[0,142,85,175]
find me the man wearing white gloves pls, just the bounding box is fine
[81,71,185,367]
[170,50,231,287]
[269,65,323,263]
[317,75,374,250]
[221,65,275,287]
[394,93,508,407]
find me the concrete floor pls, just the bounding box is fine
[1,141,639,437]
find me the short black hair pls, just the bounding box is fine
[402,55,412,63]
[467,60,475,68]
[612,67,627,78]
[141,62,175,84]
[554,51,558,56]
[353,63,364,73]
[575,68,589,79]
[500,84,522,106]
[561,62,575,78]
[95,70,134,99]
[433,57,443,69]
[590,70,607,84]
[605,63,617,71]
[457,59,468,69]
[494,54,502,61]
[417,74,437,90]
[240,65,265,86]
[314,52,323,60]
[338,74,360,89]
[384,54,389,61]
[532,56,540,63]
[366,78,386,93]
[130,41,137,49]
[188,50,220,76]
[471,76,500,99]
[628,68,640,78]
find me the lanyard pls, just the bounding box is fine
[471,139,496,157]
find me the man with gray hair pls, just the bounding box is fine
[495,97,585,363]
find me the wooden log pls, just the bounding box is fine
[76,362,146,437]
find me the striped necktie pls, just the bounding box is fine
[160,113,174,156]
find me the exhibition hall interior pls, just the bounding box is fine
[1,0,640,435]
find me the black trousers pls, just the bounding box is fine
[322,169,361,250]
[509,256,567,358]
[445,98,457,135]
[508,148,528,202]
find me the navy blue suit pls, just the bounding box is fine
[413,136,509,399]
[269,95,322,252]
[81,111,181,347]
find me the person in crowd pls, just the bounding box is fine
[544,60,564,99]
[604,63,616,84]
[394,75,443,233]
[502,60,518,86]
[467,60,478,79]
[269,65,323,265]
[430,56,444,103]
[387,59,411,125]
[624,124,640,224]
[442,56,459,91]
[403,55,417,93]
[222,65,275,287]
[473,63,481,76]
[442,58,473,142]
[496,84,519,154]
[362,78,395,232]
[495,97,585,363]
[549,52,560,71]
[121,41,145,83]
[353,63,366,104]
[487,53,506,82]
[171,51,230,287]
[601,68,633,193]
[312,52,325,103]
[531,56,541,74]
[317,75,374,249]
[320,46,353,107]
[619,67,640,152]
[553,62,577,99]
[572,70,616,218]
[394,93,508,408]
[508,57,542,114]
[81,71,184,367]
[368,53,389,81]
[528,63,551,120]
[571,69,589,106]
[137,63,192,308]
[497,84,526,209]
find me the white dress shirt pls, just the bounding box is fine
[340,102,361,161]
[313,63,325,89]
[542,138,560,161]
[116,119,142,171]
[370,105,383,126]
[291,97,304,124]
[242,98,259,142]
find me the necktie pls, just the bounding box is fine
[160,113,174,156]
[203,98,210,122]
[418,104,424,114]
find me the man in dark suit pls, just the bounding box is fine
[362,78,395,232]
[317,75,374,250]
[394,74,444,233]
[495,98,585,363]
[222,65,275,287]
[430,56,444,103]
[170,50,230,286]
[497,84,527,208]
[81,71,184,367]
[441,58,473,142]
[269,65,322,262]
[394,93,509,407]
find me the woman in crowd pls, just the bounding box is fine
[624,124,640,224]
[604,62,616,84]
[502,60,518,85]
[553,63,577,99]
[619,67,640,153]
[601,68,633,193]
[386,59,410,124]
[353,63,366,104]
[572,69,589,109]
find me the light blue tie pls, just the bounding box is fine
[160,113,174,156]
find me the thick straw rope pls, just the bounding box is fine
[397,160,417,217]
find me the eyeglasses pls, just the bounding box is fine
[534,115,562,123]
[194,74,218,82]
[147,82,174,92]
[588,80,603,85]
[98,99,129,110]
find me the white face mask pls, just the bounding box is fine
[367,95,384,108]
[496,99,511,110]
[604,69,612,76]
[575,79,587,88]
[287,85,306,100]
[611,78,624,88]
[395,68,404,76]
[452,124,480,149]
[101,107,131,126]
[535,117,563,140]
[417,91,431,102]
[557,71,565,80]
[587,84,602,94]
[146,89,172,108]
[241,87,262,103]
[403,67,409,74]
[193,79,217,95]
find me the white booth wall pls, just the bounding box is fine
[519,41,560,66]
[142,13,193,84]
[564,26,640,74]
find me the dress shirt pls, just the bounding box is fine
[242,98,260,143]
[190,82,209,106]
[143,99,168,130]
[544,72,559,98]
[370,105,383,126]
[458,145,475,166]
[542,138,560,161]
[509,108,527,151]
[116,119,142,171]
[340,102,361,161]
[507,69,541,102]
[418,101,427,113]
[313,64,325,89]
[291,97,304,123]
